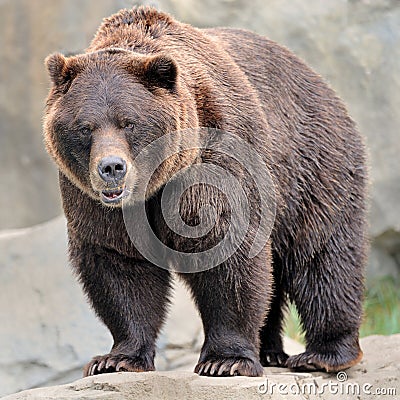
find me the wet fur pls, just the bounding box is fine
[44,6,367,377]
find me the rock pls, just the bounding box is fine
[0,217,113,397]
[368,243,399,281]
[160,278,203,350]
[0,0,131,229]
[2,335,399,400]
[155,278,203,371]
[282,337,305,356]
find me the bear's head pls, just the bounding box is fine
[43,49,199,207]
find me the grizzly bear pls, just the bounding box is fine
[43,6,367,377]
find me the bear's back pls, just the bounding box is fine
[207,27,367,265]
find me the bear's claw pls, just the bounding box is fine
[195,356,264,377]
[260,350,289,367]
[83,353,154,376]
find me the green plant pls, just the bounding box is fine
[284,275,400,343]
[360,276,400,337]
[284,303,305,344]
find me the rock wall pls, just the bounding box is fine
[0,218,112,396]
[0,0,132,229]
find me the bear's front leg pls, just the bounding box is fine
[178,251,271,377]
[69,240,171,376]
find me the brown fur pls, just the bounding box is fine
[43,6,367,377]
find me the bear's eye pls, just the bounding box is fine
[121,122,135,131]
[79,126,92,136]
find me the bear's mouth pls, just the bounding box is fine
[100,187,128,205]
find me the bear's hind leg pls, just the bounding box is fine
[286,231,365,372]
[259,257,289,367]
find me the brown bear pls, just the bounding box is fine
[43,6,367,377]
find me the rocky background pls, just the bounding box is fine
[0,0,399,397]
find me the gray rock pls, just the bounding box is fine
[156,278,203,371]
[0,0,132,229]
[0,217,113,397]
[2,335,399,400]
[160,279,203,350]
[368,242,400,281]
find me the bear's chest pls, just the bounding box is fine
[60,173,143,259]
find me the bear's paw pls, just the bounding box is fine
[286,348,363,373]
[195,356,264,377]
[83,353,155,376]
[260,350,289,368]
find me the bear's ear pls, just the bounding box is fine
[45,53,83,89]
[142,55,178,92]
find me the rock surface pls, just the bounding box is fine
[0,217,112,397]
[3,335,399,400]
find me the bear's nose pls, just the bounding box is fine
[98,156,127,183]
